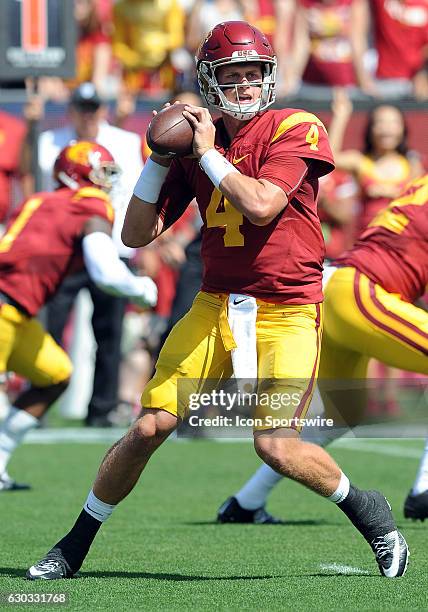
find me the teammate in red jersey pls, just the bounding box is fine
[0,141,157,492]
[220,175,428,523]
[28,22,408,580]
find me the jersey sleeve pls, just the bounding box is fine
[156,158,194,230]
[258,111,335,189]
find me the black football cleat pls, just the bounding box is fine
[354,490,409,578]
[403,490,428,521]
[217,496,284,524]
[0,472,31,492]
[26,548,74,580]
[370,531,409,578]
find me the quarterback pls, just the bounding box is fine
[28,22,408,579]
[219,175,428,523]
[0,141,157,491]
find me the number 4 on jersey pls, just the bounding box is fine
[206,189,244,247]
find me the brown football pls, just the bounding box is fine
[146,104,194,157]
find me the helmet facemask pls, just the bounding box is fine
[88,150,121,192]
[198,55,277,120]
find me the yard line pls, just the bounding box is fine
[331,439,422,459]
[22,429,425,458]
[319,563,369,575]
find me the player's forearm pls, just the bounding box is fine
[122,196,163,247]
[199,149,287,225]
[122,155,170,247]
[220,173,286,226]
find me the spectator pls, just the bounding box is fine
[186,0,245,54]
[113,0,185,95]
[329,88,425,417]
[37,0,114,102]
[279,0,362,98]
[318,169,358,260]
[72,0,113,95]
[242,0,277,46]
[353,0,428,99]
[0,111,26,226]
[329,88,425,233]
[22,82,143,426]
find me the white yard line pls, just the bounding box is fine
[331,438,422,459]
[22,429,425,458]
[319,563,369,575]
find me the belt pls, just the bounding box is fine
[0,291,30,317]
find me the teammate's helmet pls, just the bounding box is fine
[53,141,121,192]
[195,21,277,120]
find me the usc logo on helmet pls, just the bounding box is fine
[66,142,96,165]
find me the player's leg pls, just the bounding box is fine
[26,408,178,580]
[88,281,127,426]
[251,300,408,577]
[45,269,86,345]
[218,335,368,522]
[327,267,428,519]
[0,310,71,491]
[27,292,232,579]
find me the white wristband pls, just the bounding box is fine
[199,149,239,189]
[133,158,170,204]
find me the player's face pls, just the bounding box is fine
[216,63,263,107]
[370,106,405,152]
[69,106,106,140]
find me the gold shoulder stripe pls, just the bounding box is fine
[74,186,110,202]
[73,187,114,222]
[271,112,327,144]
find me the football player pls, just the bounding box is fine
[28,22,408,580]
[219,174,428,523]
[0,141,157,491]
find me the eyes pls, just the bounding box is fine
[222,71,262,83]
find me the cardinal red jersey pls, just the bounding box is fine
[335,175,428,302]
[0,187,114,316]
[372,0,428,79]
[300,0,356,86]
[156,108,334,304]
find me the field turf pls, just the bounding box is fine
[1,437,428,610]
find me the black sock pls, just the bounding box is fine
[337,485,395,542]
[52,509,102,573]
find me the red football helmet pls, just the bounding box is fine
[196,21,277,120]
[53,141,121,192]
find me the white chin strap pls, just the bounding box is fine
[220,99,262,121]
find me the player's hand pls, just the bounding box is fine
[24,94,45,123]
[133,276,158,308]
[182,105,216,159]
[148,101,183,165]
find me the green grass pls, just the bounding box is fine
[1,439,427,610]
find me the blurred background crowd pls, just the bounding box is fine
[0,0,427,427]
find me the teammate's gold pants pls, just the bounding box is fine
[0,304,72,387]
[142,291,322,430]
[319,267,428,425]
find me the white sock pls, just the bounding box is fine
[0,407,38,474]
[412,438,428,495]
[327,471,350,503]
[84,489,116,522]
[235,463,283,510]
[0,389,11,422]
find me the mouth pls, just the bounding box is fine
[237,95,253,104]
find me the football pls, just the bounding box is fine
[146,103,194,157]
